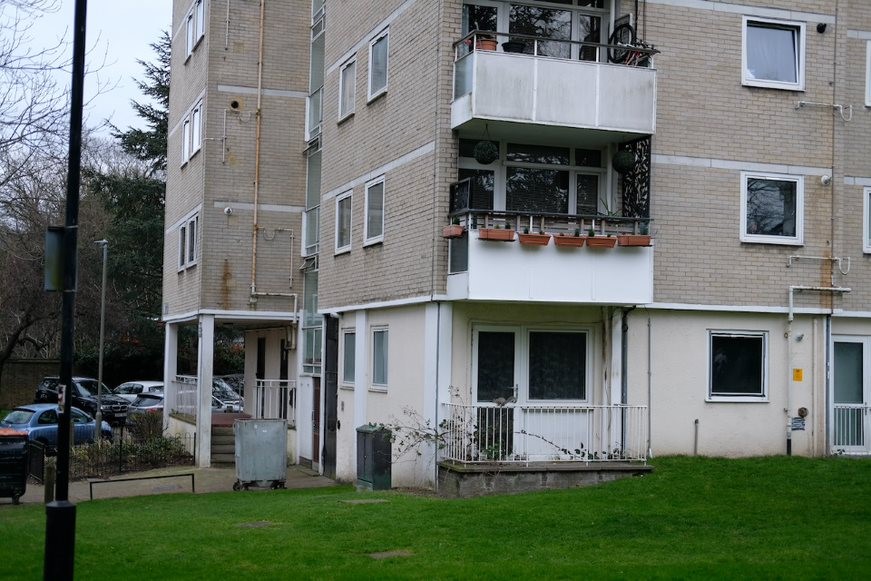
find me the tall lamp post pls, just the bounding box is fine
[94,240,108,430]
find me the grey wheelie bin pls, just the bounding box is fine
[0,428,28,504]
[233,419,287,490]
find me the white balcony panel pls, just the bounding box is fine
[452,52,656,136]
[447,235,653,305]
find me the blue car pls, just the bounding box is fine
[0,404,112,447]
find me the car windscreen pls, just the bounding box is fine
[212,378,241,400]
[132,395,162,407]
[77,379,113,396]
[2,410,34,425]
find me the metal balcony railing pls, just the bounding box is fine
[253,379,297,428]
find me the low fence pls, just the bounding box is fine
[252,379,296,427]
[832,403,868,450]
[441,402,648,464]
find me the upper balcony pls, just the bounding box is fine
[452,31,657,144]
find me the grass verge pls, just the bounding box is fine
[3,456,870,579]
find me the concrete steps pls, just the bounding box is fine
[211,426,235,466]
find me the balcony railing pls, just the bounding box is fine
[833,403,869,452]
[252,379,297,427]
[168,375,198,419]
[441,402,648,464]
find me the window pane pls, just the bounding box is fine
[746,23,798,83]
[509,6,571,58]
[746,178,796,237]
[507,144,569,165]
[370,34,389,95]
[711,335,764,396]
[303,270,319,326]
[458,169,495,210]
[186,14,194,54]
[340,61,356,116]
[834,342,863,404]
[577,174,599,215]
[343,332,356,384]
[367,182,384,239]
[191,106,201,151]
[462,4,497,34]
[305,207,319,253]
[306,149,322,209]
[182,120,191,160]
[188,219,196,262]
[195,0,204,39]
[310,33,324,92]
[507,168,569,213]
[179,226,186,266]
[373,330,388,385]
[529,332,586,400]
[337,196,351,248]
[477,331,515,402]
[576,149,602,167]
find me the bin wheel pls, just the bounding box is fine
[12,494,20,505]
[270,480,285,490]
[232,482,242,491]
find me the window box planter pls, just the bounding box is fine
[442,225,466,239]
[478,228,515,242]
[586,236,617,249]
[518,233,551,246]
[617,234,652,247]
[553,235,586,248]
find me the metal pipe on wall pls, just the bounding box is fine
[250,0,266,298]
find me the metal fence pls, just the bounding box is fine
[833,403,868,451]
[252,379,296,427]
[441,402,648,464]
[167,375,198,417]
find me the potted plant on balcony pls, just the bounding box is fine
[518,227,550,246]
[478,221,515,242]
[617,221,652,247]
[502,39,526,53]
[586,227,617,248]
[553,228,586,248]
[442,217,465,239]
[475,33,498,51]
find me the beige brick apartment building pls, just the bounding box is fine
[163,0,871,490]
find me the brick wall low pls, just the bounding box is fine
[0,360,59,409]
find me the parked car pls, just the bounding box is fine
[34,376,130,426]
[1,404,112,447]
[115,380,164,404]
[127,393,164,422]
[212,377,243,412]
[216,374,245,397]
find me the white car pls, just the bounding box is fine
[114,380,164,403]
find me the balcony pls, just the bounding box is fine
[444,179,654,305]
[452,32,657,143]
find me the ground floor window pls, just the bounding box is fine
[708,331,767,400]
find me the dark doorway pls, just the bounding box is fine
[322,317,339,479]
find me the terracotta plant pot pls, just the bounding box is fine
[586,236,618,249]
[553,235,586,248]
[476,37,498,51]
[442,225,465,239]
[617,234,652,247]
[518,233,551,246]
[478,228,515,242]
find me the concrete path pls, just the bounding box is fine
[8,465,336,505]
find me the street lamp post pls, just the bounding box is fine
[94,240,108,430]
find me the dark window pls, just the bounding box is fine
[38,410,58,425]
[507,144,569,165]
[506,168,569,213]
[477,331,516,402]
[746,178,797,237]
[710,334,765,397]
[458,168,495,210]
[529,332,586,400]
[462,4,497,34]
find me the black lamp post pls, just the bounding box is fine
[44,1,88,579]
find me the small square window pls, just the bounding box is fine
[342,331,356,385]
[335,191,352,253]
[365,177,384,244]
[372,328,388,388]
[368,29,389,100]
[709,332,767,400]
[339,59,356,120]
[740,172,803,245]
[742,17,805,90]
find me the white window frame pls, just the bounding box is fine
[866,41,871,107]
[177,213,199,271]
[741,16,805,91]
[364,176,385,245]
[740,171,804,246]
[335,190,352,254]
[707,330,769,402]
[863,187,871,254]
[367,28,389,101]
[341,329,356,388]
[180,99,203,165]
[181,119,191,165]
[185,0,206,59]
[371,327,389,391]
[339,58,356,121]
[526,328,592,403]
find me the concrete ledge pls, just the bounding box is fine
[437,461,652,498]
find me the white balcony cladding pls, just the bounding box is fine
[446,238,653,304]
[452,50,656,139]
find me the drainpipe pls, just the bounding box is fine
[249,0,266,299]
[647,315,653,459]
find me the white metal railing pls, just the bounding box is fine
[253,379,296,427]
[168,375,198,418]
[441,403,648,464]
[833,403,868,451]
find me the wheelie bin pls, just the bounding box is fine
[0,428,28,504]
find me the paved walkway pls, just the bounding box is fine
[10,465,336,505]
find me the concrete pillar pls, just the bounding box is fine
[609,310,623,450]
[162,322,179,431]
[196,314,215,467]
[353,310,368,471]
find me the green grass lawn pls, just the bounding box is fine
[3,456,870,579]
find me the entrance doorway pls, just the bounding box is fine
[832,337,871,454]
